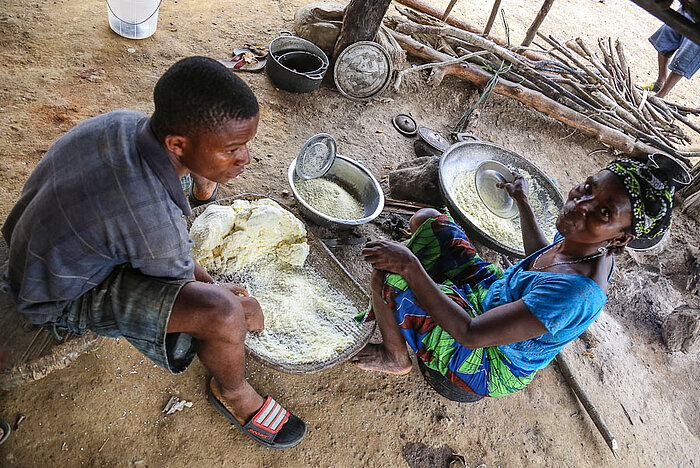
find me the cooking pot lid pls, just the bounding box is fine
[295,133,337,180]
[417,127,449,152]
[474,160,518,219]
[392,114,417,137]
[334,41,393,101]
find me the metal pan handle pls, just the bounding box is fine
[277,30,294,37]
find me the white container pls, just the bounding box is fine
[107,0,161,40]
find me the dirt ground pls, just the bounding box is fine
[1,0,699,467]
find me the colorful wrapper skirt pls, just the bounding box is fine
[357,214,536,397]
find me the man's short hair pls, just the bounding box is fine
[151,56,259,138]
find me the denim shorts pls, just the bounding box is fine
[648,8,700,79]
[53,265,196,374]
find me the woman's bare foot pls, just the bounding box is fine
[210,377,265,425]
[351,344,412,375]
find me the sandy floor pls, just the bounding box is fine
[1,0,699,467]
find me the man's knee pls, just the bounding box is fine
[409,208,442,232]
[205,290,248,341]
[175,284,247,341]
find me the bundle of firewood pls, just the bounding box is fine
[381,5,700,164]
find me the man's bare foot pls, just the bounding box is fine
[351,344,412,375]
[210,377,265,425]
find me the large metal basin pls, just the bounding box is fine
[439,141,564,257]
[288,155,384,229]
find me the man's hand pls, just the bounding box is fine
[218,282,249,297]
[362,240,417,276]
[238,296,264,332]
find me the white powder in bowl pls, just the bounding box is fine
[296,177,365,221]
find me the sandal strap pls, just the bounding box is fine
[242,396,290,442]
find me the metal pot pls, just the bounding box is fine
[266,31,329,93]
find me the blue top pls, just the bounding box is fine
[482,233,609,371]
[1,110,194,325]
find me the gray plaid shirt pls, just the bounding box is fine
[2,110,194,325]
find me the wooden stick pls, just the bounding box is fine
[394,0,550,62]
[555,353,619,458]
[661,100,700,115]
[395,21,600,116]
[393,50,489,91]
[441,0,460,21]
[544,34,677,149]
[483,0,502,35]
[385,198,437,209]
[570,37,677,148]
[522,0,555,47]
[387,29,661,156]
[670,109,700,136]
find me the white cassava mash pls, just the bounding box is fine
[453,168,559,251]
[189,199,357,364]
[295,177,364,220]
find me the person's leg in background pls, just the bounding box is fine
[646,16,683,92]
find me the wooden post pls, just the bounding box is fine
[483,0,502,35]
[333,0,393,60]
[441,0,460,21]
[521,0,555,47]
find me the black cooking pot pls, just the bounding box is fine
[278,51,327,76]
[266,31,329,93]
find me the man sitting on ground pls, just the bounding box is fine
[1,56,306,449]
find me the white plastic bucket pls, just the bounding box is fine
[106,0,161,40]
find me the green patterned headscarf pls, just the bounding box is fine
[605,158,674,240]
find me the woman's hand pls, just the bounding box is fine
[496,172,529,204]
[362,240,417,276]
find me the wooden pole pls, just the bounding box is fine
[555,353,619,458]
[521,0,555,47]
[441,0,460,21]
[333,0,392,59]
[394,0,550,62]
[483,0,502,35]
[388,29,662,156]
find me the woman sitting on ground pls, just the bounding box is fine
[353,158,676,398]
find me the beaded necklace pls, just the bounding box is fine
[530,246,606,271]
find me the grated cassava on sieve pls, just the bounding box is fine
[189,199,360,364]
[237,259,357,364]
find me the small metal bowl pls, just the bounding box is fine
[288,155,384,229]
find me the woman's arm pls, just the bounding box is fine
[514,197,549,256]
[363,241,548,348]
[497,173,549,255]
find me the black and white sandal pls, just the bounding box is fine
[208,391,306,449]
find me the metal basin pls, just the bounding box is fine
[288,155,384,229]
[439,141,564,257]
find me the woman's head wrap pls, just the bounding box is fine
[605,158,675,240]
